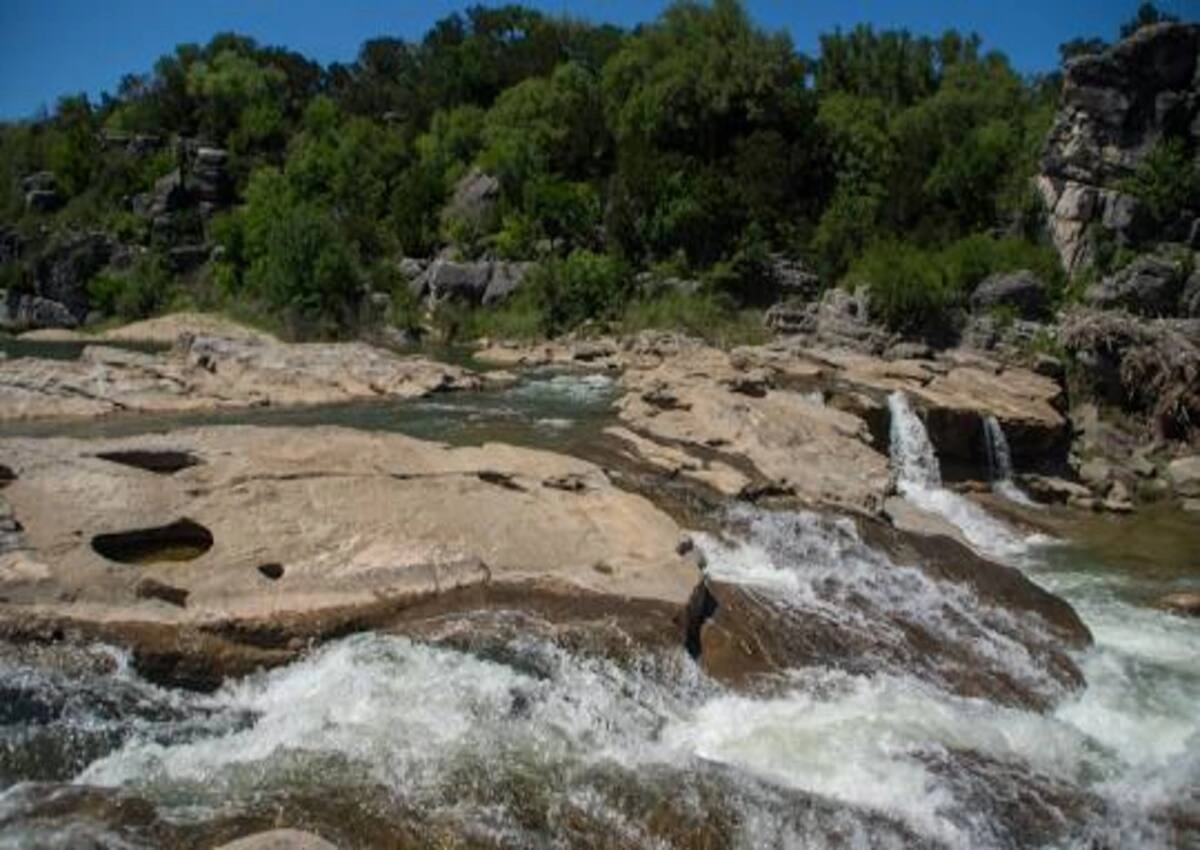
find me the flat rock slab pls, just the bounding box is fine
[0,335,481,422]
[616,347,892,513]
[0,426,699,685]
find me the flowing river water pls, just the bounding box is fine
[0,368,1197,849]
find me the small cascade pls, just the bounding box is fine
[887,392,1029,560]
[886,391,941,490]
[983,415,1037,506]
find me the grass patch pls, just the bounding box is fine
[621,290,767,348]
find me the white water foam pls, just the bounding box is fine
[57,502,1199,849]
[887,392,1035,561]
[982,415,1037,507]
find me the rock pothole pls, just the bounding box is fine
[257,563,285,580]
[94,450,203,475]
[0,465,15,489]
[91,519,214,564]
[135,578,189,608]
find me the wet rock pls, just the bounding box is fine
[693,514,1089,711]
[970,270,1048,319]
[1085,252,1188,316]
[1019,475,1093,505]
[1157,591,1200,617]
[213,829,339,850]
[1077,457,1114,492]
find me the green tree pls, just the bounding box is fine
[1119,3,1179,38]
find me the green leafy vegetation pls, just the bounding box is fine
[0,2,1179,341]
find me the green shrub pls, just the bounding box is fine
[846,241,954,334]
[1119,137,1200,226]
[528,250,631,336]
[938,233,1062,295]
[86,253,175,321]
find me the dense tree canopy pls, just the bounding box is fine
[0,1,1179,339]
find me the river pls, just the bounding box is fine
[0,372,1196,849]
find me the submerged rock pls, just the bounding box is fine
[691,508,1089,712]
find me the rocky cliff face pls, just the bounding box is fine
[1037,22,1200,274]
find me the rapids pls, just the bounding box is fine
[0,382,1195,849]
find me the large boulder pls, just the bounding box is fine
[1038,22,1200,273]
[1084,252,1188,316]
[970,270,1048,319]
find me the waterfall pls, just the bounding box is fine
[983,415,1037,506]
[886,391,941,490]
[887,392,1029,560]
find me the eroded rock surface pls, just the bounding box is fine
[0,330,480,422]
[0,427,699,687]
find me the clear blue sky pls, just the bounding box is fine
[0,0,1194,119]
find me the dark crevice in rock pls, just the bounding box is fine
[257,563,284,581]
[135,578,189,608]
[0,465,15,489]
[92,518,214,564]
[95,450,203,475]
[683,579,719,659]
[476,470,526,492]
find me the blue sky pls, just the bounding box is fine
[0,0,1194,119]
